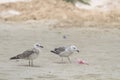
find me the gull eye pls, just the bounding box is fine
[36,44,40,47]
[73,47,76,49]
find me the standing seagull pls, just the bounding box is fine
[51,45,79,63]
[10,43,43,66]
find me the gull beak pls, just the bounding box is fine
[76,50,79,53]
[40,46,44,48]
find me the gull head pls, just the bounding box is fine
[34,43,44,49]
[70,45,79,53]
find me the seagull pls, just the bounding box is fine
[51,45,79,63]
[10,43,43,66]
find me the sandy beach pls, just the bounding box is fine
[0,21,120,80]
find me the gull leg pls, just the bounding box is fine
[29,60,31,66]
[67,57,71,63]
[31,60,33,67]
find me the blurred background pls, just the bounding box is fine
[0,0,120,27]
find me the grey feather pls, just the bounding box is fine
[51,47,66,54]
[17,50,34,59]
[10,48,39,60]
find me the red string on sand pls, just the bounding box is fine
[76,59,89,65]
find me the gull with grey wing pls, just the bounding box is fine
[51,45,79,63]
[10,43,43,66]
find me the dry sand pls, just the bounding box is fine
[0,21,120,80]
[0,0,120,26]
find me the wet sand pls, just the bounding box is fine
[0,21,120,80]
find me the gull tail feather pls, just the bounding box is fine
[50,50,58,54]
[10,56,20,60]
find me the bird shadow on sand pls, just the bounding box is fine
[18,64,41,68]
[53,62,69,64]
